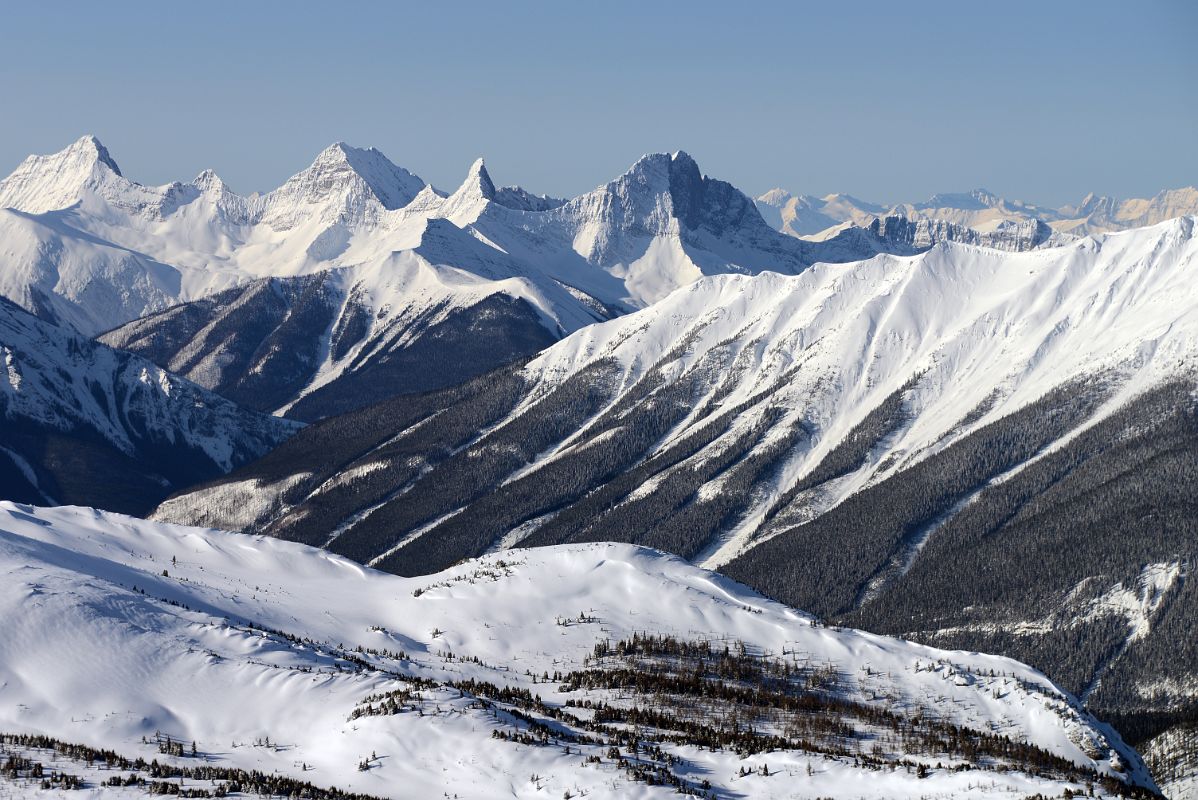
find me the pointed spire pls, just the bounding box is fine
[46,135,123,176]
[192,168,227,193]
[462,158,496,200]
[77,135,122,176]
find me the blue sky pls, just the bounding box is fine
[1,1,1194,205]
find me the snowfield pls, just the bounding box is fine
[0,502,1156,798]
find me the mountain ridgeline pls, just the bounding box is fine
[6,136,1067,420]
[98,271,560,420]
[757,185,1198,240]
[0,298,299,513]
[3,134,1198,796]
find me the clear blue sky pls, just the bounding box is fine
[1,1,1195,205]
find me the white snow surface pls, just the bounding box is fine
[0,502,1153,799]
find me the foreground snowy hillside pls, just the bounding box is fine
[0,299,298,513]
[0,502,1157,799]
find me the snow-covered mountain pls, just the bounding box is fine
[0,298,298,512]
[155,217,1198,783]
[97,250,578,421]
[758,185,1198,241]
[863,214,1070,252]
[755,190,890,238]
[0,136,908,336]
[159,217,1196,572]
[1142,723,1198,800]
[0,502,1157,799]
[0,136,923,418]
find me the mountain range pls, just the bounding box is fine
[3,137,1078,420]
[0,297,297,512]
[757,185,1198,240]
[1,134,1196,798]
[154,216,1198,797]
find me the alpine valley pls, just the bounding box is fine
[1,135,1195,800]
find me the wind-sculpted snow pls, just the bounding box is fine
[0,503,1156,798]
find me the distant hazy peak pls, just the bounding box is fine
[918,188,1003,211]
[757,187,793,206]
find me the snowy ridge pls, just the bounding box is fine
[0,300,297,468]
[0,299,298,509]
[1,137,901,341]
[508,217,1197,560]
[757,185,1198,241]
[0,502,1155,799]
[153,216,1196,601]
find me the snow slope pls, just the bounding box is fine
[0,298,298,511]
[0,502,1155,799]
[149,218,1198,785]
[1142,723,1198,800]
[512,216,1196,511]
[169,216,1198,568]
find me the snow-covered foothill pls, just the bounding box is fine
[0,502,1155,799]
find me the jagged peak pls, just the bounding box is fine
[64,135,122,176]
[192,168,230,194]
[412,183,449,202]
[1076,192,1116,217]
[670,149,698,168]
[0,134,132,213]
[919,190,999,211]
[459,157,496,200]
[611,151,705,193]
[1154,186,1198,199]
[269,141,425,213]
[620,151,675,181]
[491,184,566,212]
[309,141,387,169]
[6,134,124,181]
